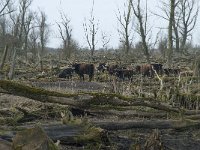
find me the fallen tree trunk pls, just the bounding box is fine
[185,114,200,120]
[0,80,130,108]
[3,80,200,118]
[1,119,200,142]
[89,109,168,119]
[0,80,79,106]
[0,80,181,114]
[93,120,200,131]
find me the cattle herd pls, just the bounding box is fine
[58,62,188,81]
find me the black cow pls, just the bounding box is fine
[72,63,95,81]
[151,63,163,75]
[115,69,134,81]
[58,68,74,79]
[97,63,107,73]
[135,65,141,74]
[107,64,119,75]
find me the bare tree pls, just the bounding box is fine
[18,0,32,55]
[0,0,14,17]
[0,0,14,50]
[0,45,8,70]
[0,16,7,49]
[37,10,49,71]
[159,37,168,58]
[7,15,20,80]
[167,0,176,67]
[130,0,150,63]
[5,0,33,79]
[83,0,99,60]
[155,0,199,57]
[23,11,34,60]
[116,0,133,54]
[101,31,110,50]
[194,55,200,77]
[165,0,198,54]
[153,0,179,54]
[29,25,39,61]
[57,12,72,59]
[173,2,181,53]
[178,0,199,53]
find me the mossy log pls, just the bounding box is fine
[0,80,78,105]
[93,120,200,131]
[1,79,200,117]
[185,114,200,120]
[0,80,181,112]
[89,109,168,119]
[0,80,131,108]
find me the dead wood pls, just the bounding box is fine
[93,120,200,131]
[184,110,200,115]
[0,124,109,146]
[0,80,182,114]
[88,109,167,119]
[129,100,180,113]
[0,80,80,106]
[185,114,200,120]
[15,107,42,123]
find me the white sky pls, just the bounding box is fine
[31,0,200,49]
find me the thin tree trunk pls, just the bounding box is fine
[194,56,200,77]
[8,47,17,80]
[131,0,150,64]
[94,120,200,131]
[167,0,175,67]
[173,24,180,52]
[38,48,43,71]
[0,45,8,71]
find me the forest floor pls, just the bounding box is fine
[1,78,200,150]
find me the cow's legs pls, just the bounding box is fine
[79,74,84,81]
[82,75,85,81]
[89,75,93,82]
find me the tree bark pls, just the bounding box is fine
[131,0,150,64]
[0,80,180,113]
[94,120,200,131]
[167,0,175,67]
[0,45,8,71]
[8,47,17,80]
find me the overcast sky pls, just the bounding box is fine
[31,0,200,49]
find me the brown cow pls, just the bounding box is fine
[136,64,153,77]
[136,63,163,77]
[72,63,95,81]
